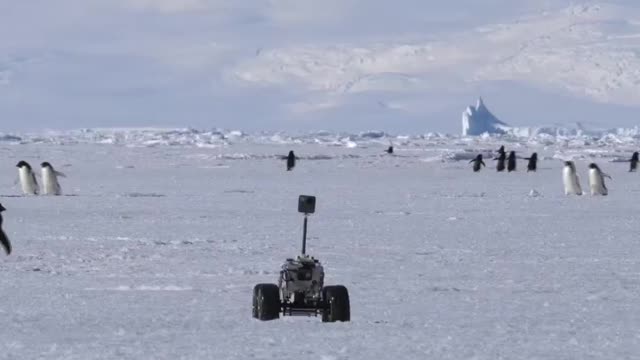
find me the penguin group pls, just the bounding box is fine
[563,161,611,196]
[283,142,395,172]
[1,142,638,262]
[16,161,65,196]
[2,160,66,256]
[469,144,640,197]
[472,145,537,174]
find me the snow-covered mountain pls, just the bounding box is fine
[2,1,640,132]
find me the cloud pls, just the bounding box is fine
[265,0,358,25]
[122,0,207,13]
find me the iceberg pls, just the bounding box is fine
[461,97,510,136]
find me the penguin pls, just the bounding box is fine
[507,151,517,172]
[629,152,639,172]
[286,151,296,171]
[524,153,538,172]
[469,154,486,172]
[40,162,65,195]
[385,145,394,154]
[16,161,39,195]
[495,151,506,172]
[562,161,583,196]
[588,163,611,196]
[0,203,12,255]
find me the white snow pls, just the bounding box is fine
[1,137,640,358]
[5,127,640,155]
[528,189,542,197]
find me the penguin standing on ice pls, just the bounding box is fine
[286,151,296,171]
[470,154,486,172]
[41,162,65,195]
[562,161,583,196]
[0,203,12,255]
[588,163,611,196]
[629,152,639,172]
[16,161,39,195]
[524,153,538,172]
[507,151,517,172]
[385,145,394,154]
[495,147,506,172]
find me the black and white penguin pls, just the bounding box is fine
[495,146,506,172]
[629,152,639,172]
[16,161,39,195]
[507,151,517,172]
[0,203,12,255]
[524,153,538,172]
[469,154,486,172]
[286,151,296,171]
[385,145,394,154]
[562,161,582,195]
[41,162,65,195]
[588,163,611,196]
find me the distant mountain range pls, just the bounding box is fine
[3,1,640,132]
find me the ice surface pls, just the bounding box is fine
[3,127,640,150]
[1,139,640,359]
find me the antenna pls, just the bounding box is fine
[297,195,316,255]
[302,214,308,255]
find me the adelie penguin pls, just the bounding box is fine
[16,161,39,195]
[286,151,296,171]
[385,145,394,154]
[41,162,65,195]
[494,146,506,172]
[507,151,517,172]
[629,152,639,172]
[588,163,611,196]
[0,203,12,255]
[469,154,486,172]
[562,161,583,196]
[524,153,538,172]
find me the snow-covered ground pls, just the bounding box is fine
[1,139,639,359]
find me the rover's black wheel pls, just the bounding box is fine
[253,284,280,321]
[252,285,259,319]
[322,285,350,322]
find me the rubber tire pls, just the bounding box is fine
[322,285,350,322]
[253,284,280,321]
[252,285,259,319]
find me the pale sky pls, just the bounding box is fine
[2,0,639,134]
